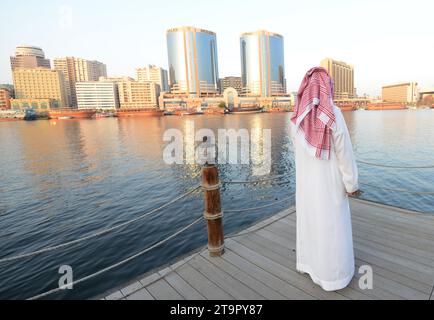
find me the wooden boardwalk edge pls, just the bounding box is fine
[98,198,434,300]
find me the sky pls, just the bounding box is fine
[0,0,433,96]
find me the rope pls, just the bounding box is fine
[358,160,434,169]
[0,185,201,264]
[28,216,204,300]
[227,209,296,239]
[222,173,292,185]
[360,182,434,195]
[225,197,293,213]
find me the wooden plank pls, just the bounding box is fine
[350,200,434,225]
[146,279,184,300]
[231,236,348,300]
[226,239,340,300]
[248,222,433,295]
[235,233,403,300]
[354,242,434,278]
[221,248,315,300]
[126,287,155,300]
[200,251,286,300]
[351,209,434,240]
[264,209,434,284]
[352,218,434,254]
[189,255,265,300]
[164,272,206,300]
[176,263,234,300]
[243,219,429,300]
[354,249,433,285]
[353,231,434,266]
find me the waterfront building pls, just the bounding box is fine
[54,57,107,107]
[320,58,355,100]
[76,82,119,110]
[166,26,219,96]
[219,76,242,94]
[10,45,51,70]
[117,80,160,109]
[159,89,291,112]
[240,30,286,97]
[0,88,12,109]
[382,82,419,104]
[12,68,68,109]
[136,65,169,92]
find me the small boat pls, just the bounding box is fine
[58,116,73,120]
[181,111,204,116]
[49,109,97,119]
[24,109,37,121]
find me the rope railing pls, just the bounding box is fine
[359,182,434,196]
[357,160,434,169]
[225,197,292,213]
[28,216,204,300]
[0,185,201,264]
[221,173,293,185]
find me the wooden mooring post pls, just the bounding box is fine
[202,163,225,257]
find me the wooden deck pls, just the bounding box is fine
[102,198,434,300]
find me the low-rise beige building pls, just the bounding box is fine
[219,77,242,94]
[136,65,169,92]
[118,80,160,109]
[12,68,68,108]
[0,88,12,109]
[382,82,418,104]
[76,82,119,110]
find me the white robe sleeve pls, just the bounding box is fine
[332,108,359,193]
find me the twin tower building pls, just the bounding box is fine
[166,27,286,98]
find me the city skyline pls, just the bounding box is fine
[1,0,433,96]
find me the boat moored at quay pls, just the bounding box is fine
[115,108,165,117]
[48,109,97,119]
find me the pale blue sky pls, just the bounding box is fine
[1,0,433,95]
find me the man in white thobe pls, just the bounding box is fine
[291,67,359,292]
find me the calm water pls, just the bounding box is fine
[0,110,433,299]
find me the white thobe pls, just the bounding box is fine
[291,105,359,292]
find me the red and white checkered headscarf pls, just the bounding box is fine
[291,67,336,160]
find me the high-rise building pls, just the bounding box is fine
[219,76,242,94]
[0,88,12,109]
[166,26,219,96]
[54,57,107,107]
[12,68,68,108]
[117,80,160,109]
[240,30,286,97]
[10,45,51,70]
[320,58,355,100]
[76,82,119,110]
[382,82,418,104]
[136,65,169,92]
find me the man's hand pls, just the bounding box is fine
[348,190,363,197]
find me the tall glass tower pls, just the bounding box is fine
[240,30,286,97]
[166,26,219,96]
